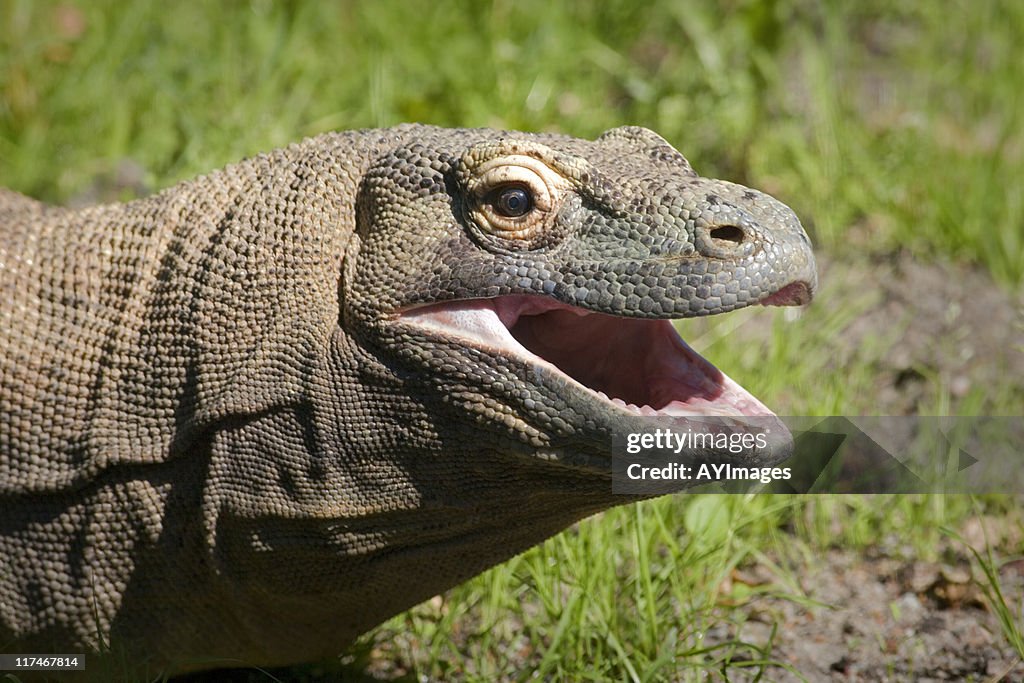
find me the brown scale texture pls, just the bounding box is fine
[0,124,815,674]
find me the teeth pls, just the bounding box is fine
[600,394,645,415]
[640,405,659,416]
[660,404,705,417]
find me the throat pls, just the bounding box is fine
[508,310,668,407]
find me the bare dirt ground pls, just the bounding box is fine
[815,252,1024,416]
[714,530,1024,681]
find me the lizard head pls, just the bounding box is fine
[348,125,817,481]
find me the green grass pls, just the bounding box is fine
[2,1,1022,680]
[947,523,1024,664]
[358,496,811,681]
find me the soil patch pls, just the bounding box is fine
[816,253,1024,415]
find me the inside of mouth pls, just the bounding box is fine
[401,295,775,418]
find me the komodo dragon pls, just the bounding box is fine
[0,124,816,675]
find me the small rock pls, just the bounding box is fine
[939,564,970,584]
[901,561,941,593]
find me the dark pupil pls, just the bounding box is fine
[496,187,531,217]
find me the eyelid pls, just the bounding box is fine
[470,155,570,212]
[456,140,591,249]
[461,152,576,243]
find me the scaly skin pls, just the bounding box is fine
[0,125,815,674]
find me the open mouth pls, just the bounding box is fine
[398,292,802,419]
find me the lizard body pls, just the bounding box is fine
[0,125,815,674]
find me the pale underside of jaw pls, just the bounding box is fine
[398,295,776,419]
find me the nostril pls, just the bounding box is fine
[709,225,744,244]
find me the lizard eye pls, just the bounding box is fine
[459,147,578,244]
[491,185,533,218]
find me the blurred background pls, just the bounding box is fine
[2,1,1022,680]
